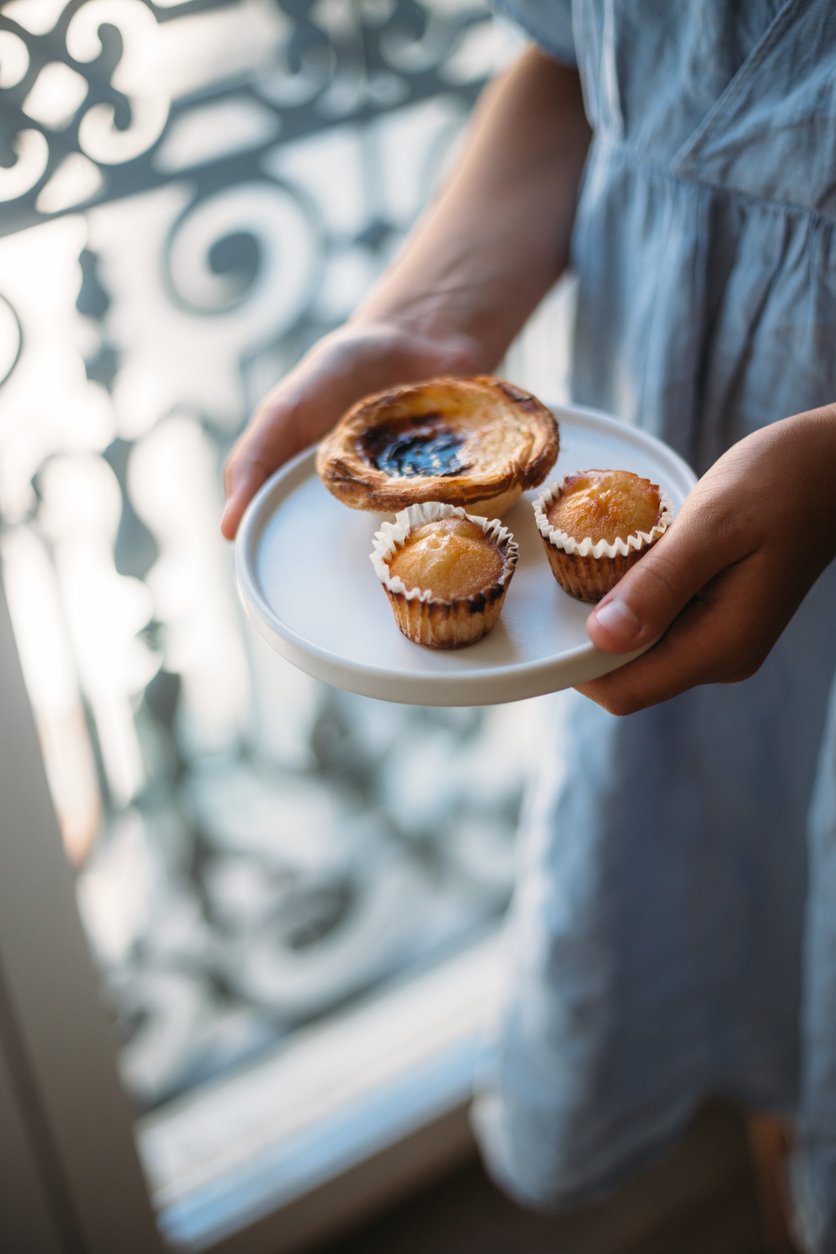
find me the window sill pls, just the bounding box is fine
[138,929,508,1253]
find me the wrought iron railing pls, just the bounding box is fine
[0,0,537,1114]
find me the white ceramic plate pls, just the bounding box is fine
[235,404,697,706]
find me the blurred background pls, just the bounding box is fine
[2,0,534,1112]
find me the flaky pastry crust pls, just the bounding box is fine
[316,375,559,514]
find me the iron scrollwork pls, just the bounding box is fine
[0,0,525,1114]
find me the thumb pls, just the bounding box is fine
[585,507,728,653]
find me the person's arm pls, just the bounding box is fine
[221,46,590,538]
[577,404,836,714]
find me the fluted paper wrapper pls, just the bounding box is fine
[532,475,673,602]
[370,502,518,648]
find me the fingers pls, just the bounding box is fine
[220,448,275,540]
[585,490,741,654]
[578,483,764,713]
[220,353,340,539]
[220,425,292,540]
[578,537,814,714]
[219,327,403,540]
[577,561,768,714]
[220,383,313,539]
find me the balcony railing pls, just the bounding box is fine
[0,0,546,1120]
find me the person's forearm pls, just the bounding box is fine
[354,46,591,370]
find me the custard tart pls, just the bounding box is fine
[317,376,558,516]
[533,469,672,602]
[370,502,518,648]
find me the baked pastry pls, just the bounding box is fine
[533,468,672,601]
[370,502,519,648]
[317,375,558,516]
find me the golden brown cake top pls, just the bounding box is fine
[546,469,662,544]
[316,375,558,513]
[387,516,504,601]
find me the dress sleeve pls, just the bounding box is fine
[489,0,576,65]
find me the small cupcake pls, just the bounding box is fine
[370,502,518,648]
[533,468,672,602]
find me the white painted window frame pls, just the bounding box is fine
[0,572,162,1252]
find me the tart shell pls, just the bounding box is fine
[317,375,558,515]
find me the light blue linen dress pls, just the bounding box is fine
[476,4,836,1250]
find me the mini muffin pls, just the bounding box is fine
[533,468,672,602]
[370,502,518,648]
[317,375,558,516]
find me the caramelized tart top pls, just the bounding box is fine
[316,375,558,513]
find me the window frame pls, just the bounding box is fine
[0,572,162,1251]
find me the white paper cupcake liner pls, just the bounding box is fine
[531,472,673,602]
[370,502,519,648]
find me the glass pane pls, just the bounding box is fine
[0,0,557,1126]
